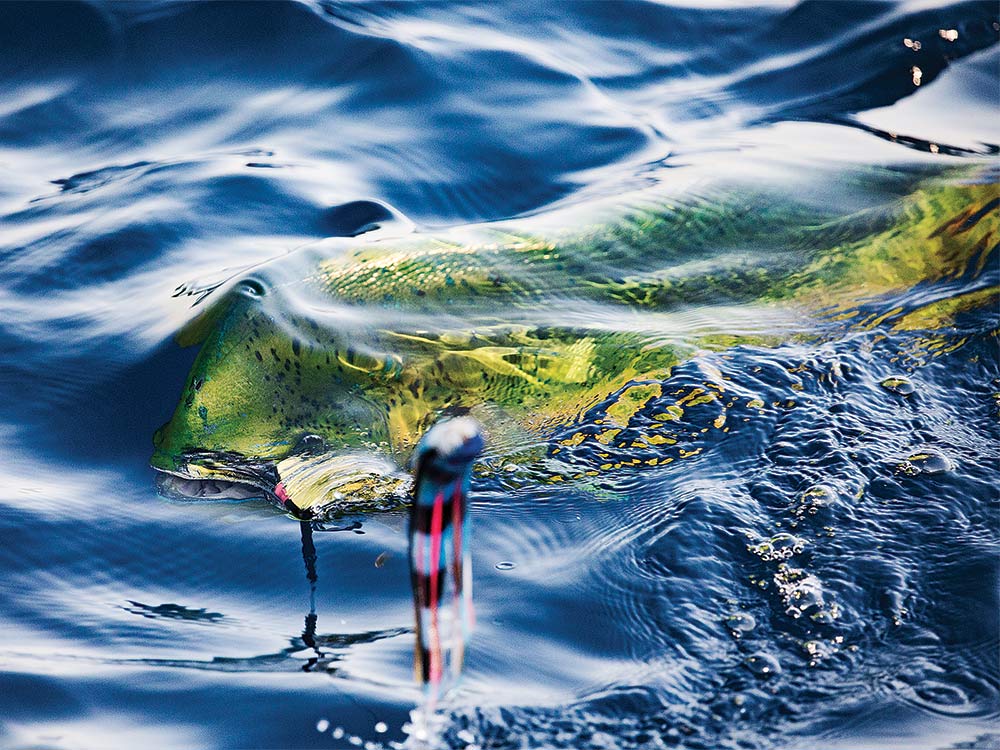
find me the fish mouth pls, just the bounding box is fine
[155,473,269,501]
[153,449,288,507]
[152,449,412,519]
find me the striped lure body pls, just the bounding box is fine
[408,417,484,697]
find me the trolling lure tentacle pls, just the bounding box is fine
[408,417,483,700]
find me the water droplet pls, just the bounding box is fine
[745,652,781,678]
[316,719,330,733]
[495,561,517,570]
[880,376,915,396]
[375,721,388,733]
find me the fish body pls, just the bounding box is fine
[151,169,998,517]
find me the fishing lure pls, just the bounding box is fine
[408,417,483,699]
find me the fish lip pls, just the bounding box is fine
[154,449,280,484]
[151,451,290,505]
[152,467,266,499]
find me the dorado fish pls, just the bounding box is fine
[151,167,998,518]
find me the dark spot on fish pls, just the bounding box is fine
[292,339,301,356]
[254,350,263,362]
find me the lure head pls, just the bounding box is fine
[412,416,486,488]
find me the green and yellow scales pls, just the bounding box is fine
[151,165,998,517]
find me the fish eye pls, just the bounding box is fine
[240,278,267,297]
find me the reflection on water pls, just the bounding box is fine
[0,1,998,749]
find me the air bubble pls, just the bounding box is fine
[749,532,806,561]
[796,485,837,518]
[880,375,915,396]
[495,561,517,570]
[745,652,781,678]
[802,639,835,665]
[726,612,756,637]
[774,564,829,619]
[897,449,954,476]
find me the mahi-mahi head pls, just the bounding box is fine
[152,166,998,518]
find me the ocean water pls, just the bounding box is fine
[1,2,998,749]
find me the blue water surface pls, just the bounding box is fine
[0,2,998,749]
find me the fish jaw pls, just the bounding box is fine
[152,446,413,519]
[152,448,284,502]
